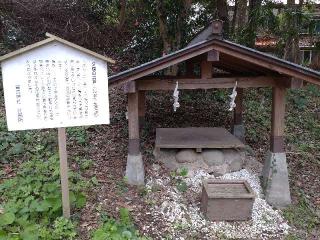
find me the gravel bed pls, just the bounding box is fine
[144,165,290,239]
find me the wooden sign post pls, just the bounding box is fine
[0,33,114,218]
[58,127,70,218]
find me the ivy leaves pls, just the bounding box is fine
[0,155,88,239]
[92,208,149,240]
[0,212,15,227]
[0,119,56,164]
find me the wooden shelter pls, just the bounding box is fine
[109,21,320,208]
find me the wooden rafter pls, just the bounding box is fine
[213,62,254,76]
[213,41,320,85]
[219,53,277,75]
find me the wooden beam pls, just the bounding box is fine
[291,78,303,89]
[127,92,140,155]
[270,86,286,153]
[124,81,136,93]
[137,76,290,91]
[201,60,212,78]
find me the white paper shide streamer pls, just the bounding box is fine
[229,81,237,111]
[173,81,180,112]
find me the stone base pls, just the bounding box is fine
[125,153,145,185]
[232,124,245,142]
[262,152,291,208]
[154,148,245,176]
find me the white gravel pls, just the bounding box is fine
[144,167,290,239]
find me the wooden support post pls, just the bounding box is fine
[201,60,212,79]
[126,91,145,185]
[138,90,146,127]
[262,85,291,208]
[234,88,243,125]
[270,86,286,152]
[232,88,245,142]
[128,92,140,155]
[58,127,70,218]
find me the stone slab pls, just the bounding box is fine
[156,127,245,150]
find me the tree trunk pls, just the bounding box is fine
[246,0,262,47]
[216,0,229,37]
[284,0,301,64]
[156,0,191,75]
[117,0,126,31]
[176,0,192,51]
[233,0,247,34]
[156,0,171,55]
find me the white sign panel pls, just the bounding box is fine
[1,42,110,131]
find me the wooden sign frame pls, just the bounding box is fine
[0,34,115,218]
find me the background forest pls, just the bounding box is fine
[1,0,320,72]
[1,0,320,240]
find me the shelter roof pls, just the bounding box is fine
[109,37,320,86]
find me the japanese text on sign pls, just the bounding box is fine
[1,42,109,130]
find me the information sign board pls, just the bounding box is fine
[1,41,109,131]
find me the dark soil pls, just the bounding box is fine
[67,86,320,239]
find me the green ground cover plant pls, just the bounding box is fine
[171,167,189,193]
[283,196,320,234]
[0,119,56,164]
[92,208,149,240]
[0,154,87,239]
